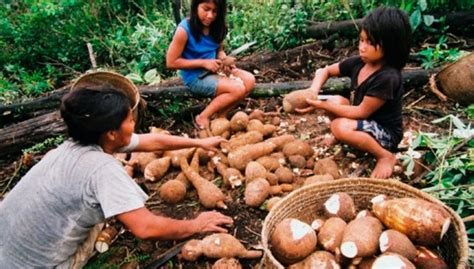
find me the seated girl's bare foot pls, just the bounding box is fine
[371,154,397,179]
[195,115,210,130]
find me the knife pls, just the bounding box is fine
[198,40,257,79]
[144,240,187,269]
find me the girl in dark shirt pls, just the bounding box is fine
[297,7,411,178]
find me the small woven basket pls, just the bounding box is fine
[261,178,469,269]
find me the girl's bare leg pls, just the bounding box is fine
[196,69,255,127]
[330,118,396,179]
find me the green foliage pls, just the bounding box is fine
[399,113,473,263]
[418,36,465,69]
[1,0,472,104]
[22,136,64,155]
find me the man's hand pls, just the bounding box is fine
[193,211,234,233]
[198,136,227,152]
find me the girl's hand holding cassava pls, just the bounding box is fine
[203,59,222,73]
[295,98,325,114]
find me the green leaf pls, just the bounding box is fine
[143,68,158,83]
[410,10,421,30]
[125,73,143,83]
[423,15,434,26]
[418,0,427,11]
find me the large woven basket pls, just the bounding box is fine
[260,178,469,268]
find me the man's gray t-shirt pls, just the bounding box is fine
[0,137,148,268]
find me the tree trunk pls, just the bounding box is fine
[0,111,66,156]
[0,69,431,157]
[304,10,474,39]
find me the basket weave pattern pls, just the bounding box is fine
[261,178,469,269]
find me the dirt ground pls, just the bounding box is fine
[0,37,472,268]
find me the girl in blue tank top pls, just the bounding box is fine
[166,0,255,130]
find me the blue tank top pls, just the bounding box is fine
[178,19,220,85]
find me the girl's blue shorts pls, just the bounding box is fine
[187,74,219,97]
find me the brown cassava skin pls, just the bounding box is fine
[230,111,249,132]
[182,233,262,260]
[271,218,317,265]
[324,192,356,222]
[271,116,281,126]
[318,217,347,253]
[288,251,340,269]
[248,109,265,121]
[269,183,293,195]
[180,158,226,209]
[271,152,287,164]
[304,174,334,185]
[266,135,296,152]
[341,216,384,258]
[245,161,268,183]
[221,131,263,153]
[288,155,306,168]
[283,140,314,158]
[275,166,295,184]
[413,246,448,269]
[266,196,282,211]
[262,124,277,137]
[247,119,265,135]
[129,152,157,172]
[266,172,279,185]
[228,141,276,170]
[223,168,243,188]
[356,210,374,219]
[283,89,317,113]
[181,239,203,261]
[379,229,417,261]
[212,257,242,269]
[159,179,186,204]
[311,218,325,232]
[211,118,231,137]
[144,156,171,181]
[214,161,243,188]
[314,158,341,179]
[356,257,375,269]
[372,252,416,269]
[163,148,196,168]
[244,178,270,207]
[256,156,281,171]
[372,197,451,246]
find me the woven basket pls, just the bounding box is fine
[261,178,469,268]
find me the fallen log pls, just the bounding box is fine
[0,111,66,156]
[0,70,431,157]
[304,10,474,39]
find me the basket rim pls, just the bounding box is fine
[261,177,469,269]
[71,70,140,111]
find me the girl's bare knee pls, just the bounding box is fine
[330,118,352,138]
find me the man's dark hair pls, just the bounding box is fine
[189,0,227,43]
[361,7,412,70]
[60,88,131,145]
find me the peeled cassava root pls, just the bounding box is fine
[379,229,417,261]
[318,217,347,253]
[340,216,383,258]
[288,251,340,269]
[271,218,317,265]
[323,192,356,222]
[180,233,262,261]
[372,197,451,246]
[95,226,118,253]
[371,252,416,269]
